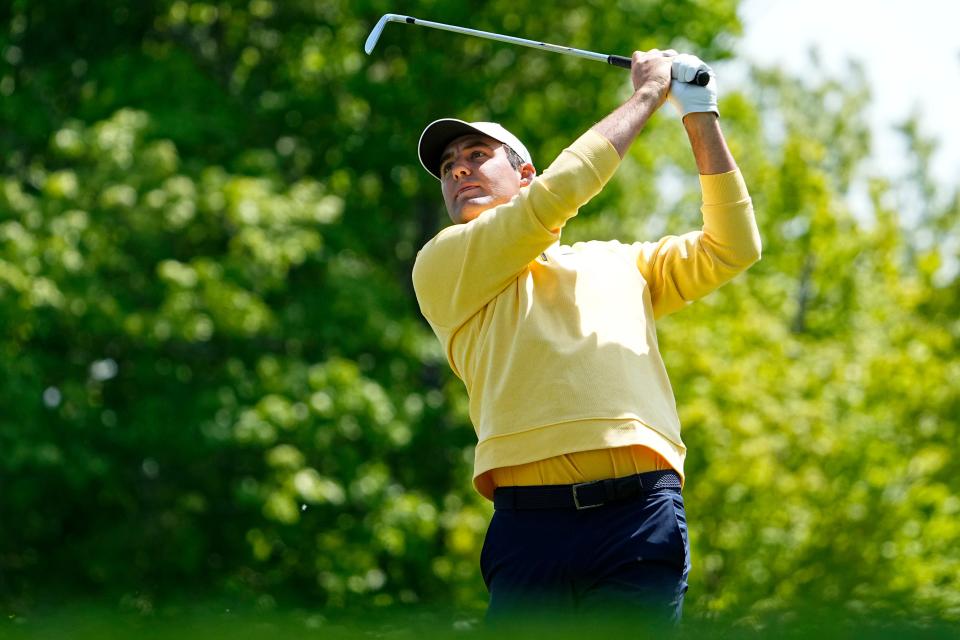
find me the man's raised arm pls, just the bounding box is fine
[633,55,762,318]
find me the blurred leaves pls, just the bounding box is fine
[1,0,959,625]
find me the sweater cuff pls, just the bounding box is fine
[569,129,621,185]
[699,168,749,206]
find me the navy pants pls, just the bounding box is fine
[480,486,690,625]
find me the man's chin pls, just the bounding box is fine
[456,200,496,223]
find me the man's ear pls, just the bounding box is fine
[519,162,536,186]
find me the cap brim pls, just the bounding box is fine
[418,119,489,181]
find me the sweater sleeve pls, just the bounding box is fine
[412,129,621,331]
[635,168,762,319]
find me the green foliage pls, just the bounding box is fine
[1,0,958,626]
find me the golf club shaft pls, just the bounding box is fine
[371,15,710,86]
[405,15,610,63]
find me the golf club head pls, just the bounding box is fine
[364,14,409,54]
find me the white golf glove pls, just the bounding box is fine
[668,54,719,119]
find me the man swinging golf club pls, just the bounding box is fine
[412,50,761,623]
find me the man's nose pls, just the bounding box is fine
[452,162,470,179]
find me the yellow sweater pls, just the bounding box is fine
[412,129,761,500]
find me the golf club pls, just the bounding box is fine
[364,14,711,86]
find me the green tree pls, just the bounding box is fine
[2,0,958,625]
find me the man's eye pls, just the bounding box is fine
[441,163,452,175]
[472,151,485,158]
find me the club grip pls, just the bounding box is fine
[607,54,711,85]
[691,70,710,86]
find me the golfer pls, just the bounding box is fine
[412,50,761,622]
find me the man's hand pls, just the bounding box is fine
[667,54,719,120]
[630,49,674,108]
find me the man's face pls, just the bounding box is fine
[439,134,535,224]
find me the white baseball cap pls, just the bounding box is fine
[417,118,533,180]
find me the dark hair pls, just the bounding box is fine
[502,144,525,171]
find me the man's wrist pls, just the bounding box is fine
[631,86,664,114]
[682,111,719,129]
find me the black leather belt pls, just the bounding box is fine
[493,469,681,511]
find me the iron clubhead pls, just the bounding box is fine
[364,14,408,54]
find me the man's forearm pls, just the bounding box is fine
[683,112,736,175]
[591,89,663,159]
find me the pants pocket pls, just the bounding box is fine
[632,489,688,570]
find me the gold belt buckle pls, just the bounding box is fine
[572,481,603,510]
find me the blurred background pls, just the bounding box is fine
[1,0,958,635]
